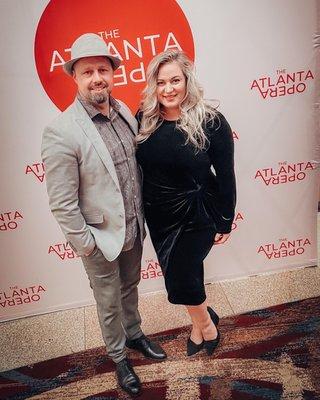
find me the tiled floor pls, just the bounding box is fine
[0,308,85,371]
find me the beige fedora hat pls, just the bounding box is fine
[63,33,121,75]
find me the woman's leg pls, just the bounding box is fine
[162,228,218,342]
[186,300,218,342]
[185,306,203,344]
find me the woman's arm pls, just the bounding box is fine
[208,112,237,235]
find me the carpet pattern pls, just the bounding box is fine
[1,296,319,399]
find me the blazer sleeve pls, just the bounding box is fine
[207,112,236,233]
[41,125,96,256]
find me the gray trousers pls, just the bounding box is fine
[81,236,143,363]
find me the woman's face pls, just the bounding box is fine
[156,61,186,116]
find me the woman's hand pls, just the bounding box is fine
[214,233,230,245]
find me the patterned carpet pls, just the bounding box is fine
[1,296,319,400]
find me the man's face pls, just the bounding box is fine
[73,56,114,105]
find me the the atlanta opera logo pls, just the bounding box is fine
[0,284,46,308]
[141,259,163,280]
[25,162,45,183]
[251,69,314,99]
[232,212,244,231]
[258,237,311,259]
[34,0,194,112]
[255,160,315,186]
[48,242,80,261]
[0,211,23,231]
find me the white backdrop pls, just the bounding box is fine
[0,0,318,322]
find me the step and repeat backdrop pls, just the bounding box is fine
[0,0,318,322]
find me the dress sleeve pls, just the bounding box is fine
[207,112,236,233]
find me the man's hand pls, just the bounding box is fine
[214,233,230,245]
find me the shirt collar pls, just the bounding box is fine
[77,94,120,121]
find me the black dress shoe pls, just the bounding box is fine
[204,330,220,356]
[187,337,204,356]
[116,357,141,397]
[207,306,219,326]
[126,334,167,360]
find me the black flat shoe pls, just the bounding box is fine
[187,337,204,356]
[115,357,141,397]
[207,306,219,326]
[204,330,220,356]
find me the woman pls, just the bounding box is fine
[136,50,236,356]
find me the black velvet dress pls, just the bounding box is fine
[136,112,236,305]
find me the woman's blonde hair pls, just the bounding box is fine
[137,50,218,150]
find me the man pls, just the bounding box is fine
[42,33,166,397]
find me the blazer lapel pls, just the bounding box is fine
[117,99,138,134]
[72,99,120,189]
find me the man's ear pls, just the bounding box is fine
[72,69,77,84]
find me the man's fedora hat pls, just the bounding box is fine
[63,33,121,75]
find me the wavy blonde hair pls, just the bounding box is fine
[137,50,218,150]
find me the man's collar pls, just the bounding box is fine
[77,94,120,120]
[110,96,120,113]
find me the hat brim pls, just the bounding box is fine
[63,54,121,75]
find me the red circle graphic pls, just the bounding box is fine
[34,0,195,112]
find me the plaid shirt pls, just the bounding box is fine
[79,95,143,251]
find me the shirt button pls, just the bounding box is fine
[132,177,135,181]
[134,195,137,199]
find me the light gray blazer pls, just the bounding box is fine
[41,98,138,261]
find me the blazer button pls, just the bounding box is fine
[119,214,124,218]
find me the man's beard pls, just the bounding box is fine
[88,89,109,105]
